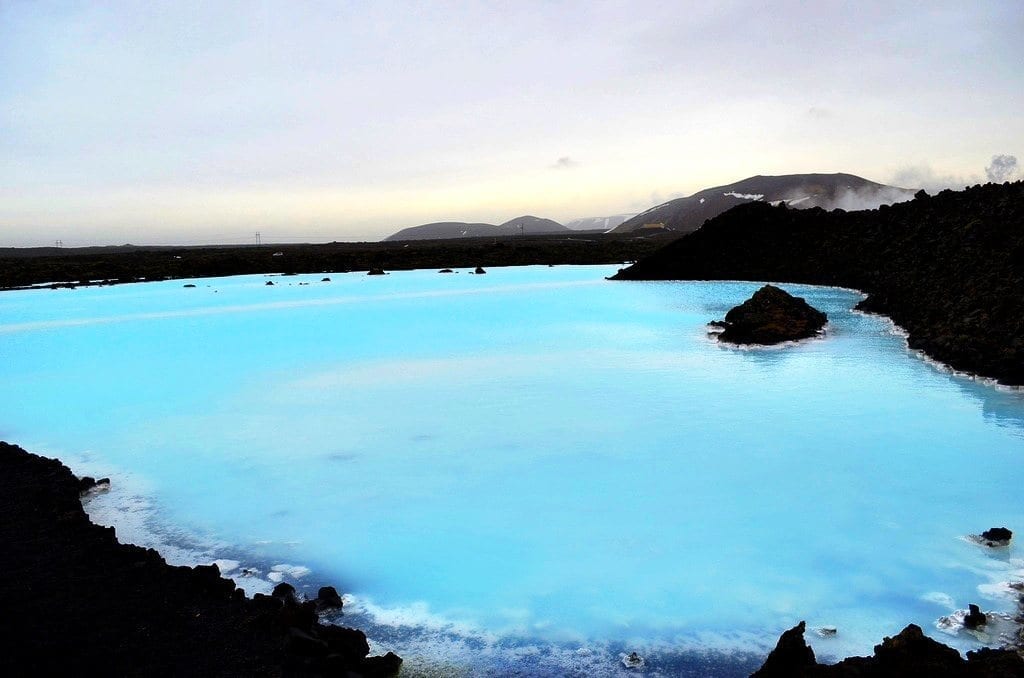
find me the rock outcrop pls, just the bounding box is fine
[713,285,827,345]
[980,527,1013,546]
[614,181,1024,386]
[752,621,1024,677]
[0,441,401,677]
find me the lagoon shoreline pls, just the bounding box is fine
[5,438,1024,677]
[0,441,401,677]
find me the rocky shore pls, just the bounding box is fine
[752,621,1024,677]
[614,181,1024,386]
[0,441,400,677]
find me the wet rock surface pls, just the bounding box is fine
[615,181,1024,385]
[714,284,827,345]
[752,621,1024,677]
[0,440,401,677]
[981,527,1013,546]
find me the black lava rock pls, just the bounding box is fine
[316,585,344,611]
[0,441,402,677]
[714,285,827,345]
[964,604,987,629]
[614,182,1024,385]
[981,527,1012,546]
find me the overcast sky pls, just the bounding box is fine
[1,1,1022,246]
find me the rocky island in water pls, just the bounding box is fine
[710,284,827,345]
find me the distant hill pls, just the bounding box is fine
[384,215,568,241]
[611,173,916,235]
[563,214,636,231]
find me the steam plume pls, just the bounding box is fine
[985,155,1019,183]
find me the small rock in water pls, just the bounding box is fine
[321,277,331,282]
[712,284,827,345]
[621,651,645,669]
[816,626,838,638]
[77,476,110,494]
[964,604,987,629]
[438,269,453,273]
[265,280,274,286]
[980,527,1013,546]
[474,266,486,274]
[367,267,386,276]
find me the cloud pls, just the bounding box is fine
[550,156,578,169]
[890,165,980,193]
[985,154,1019,183]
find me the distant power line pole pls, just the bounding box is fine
[255,232,261,245]
[55,239,62,247]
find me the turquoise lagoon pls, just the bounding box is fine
[2,265,1023,676]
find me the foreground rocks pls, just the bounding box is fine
[0,441,400,677]
[615,181,1024,386]
[712,284,827,345]
[752,621,1024,677]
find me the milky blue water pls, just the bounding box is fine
[2,265,1023,676]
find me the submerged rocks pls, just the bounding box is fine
[621,651,645,669]
[712,285,827,345]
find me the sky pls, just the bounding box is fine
[1,1,1022,246]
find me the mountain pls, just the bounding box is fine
[610,173,916,235]
[384,215,568,241]
[497,215,567,235]
[613,181,1024,386]
[383,221,497,241]
[563,214,637,231]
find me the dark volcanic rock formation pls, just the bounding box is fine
[752,621,1024,677]
[980,527,1013,546]
[714,285,827,345]
[614,181,1024,386]
[0,441,400,677]
[964,604,988,630]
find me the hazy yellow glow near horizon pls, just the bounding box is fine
[1,1,1021,246]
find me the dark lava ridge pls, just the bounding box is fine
[615,181,1024,386]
